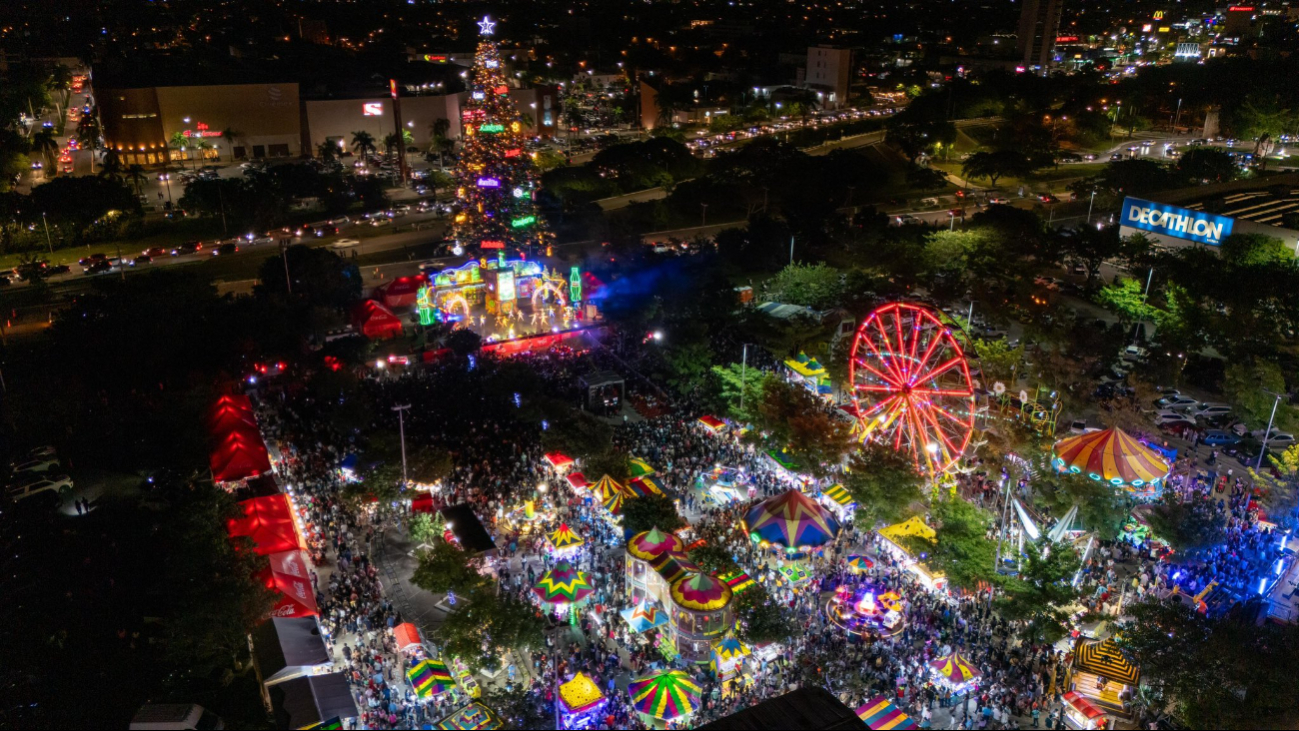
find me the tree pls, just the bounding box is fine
[317,140,338,162]
[1118,599,1299,729]
[1096,277,1157,324]
[995,538,1081,643]
[1222,359,1292,430]
[98,148,124,181]
[540,409,612,458]
[734,586,798,644]
[710,363,771,424]
[621,493,685,536]
[410,538,488,596]
[764,262,846,309]
[126,164,147,198]
[1220,232,1292,267]
[1177,147,1238,184]
[350,130,377,163]
[906,164,949,191]
[30,129,59,170]
[972,337,1024,387]
[1144,492,1227,552]
[582,451,630,483]
[221,128,243,161]
[662,321,713,395]
[436,585,545,672]
[408,512,443,545]
[907,497,1000,592]
[27,175,139,244]
[429,117,453,168]
[688,541,739,575]
[754,379,854,478]
[1059,224,1125,284]
[445,328,483,358]
[842,444,925,529]
[960,150,1033,188]
[257,245,361,308]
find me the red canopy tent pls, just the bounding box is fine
[393,622,423,652]
[377,277,423,309]
[260,549,318,618]
[210,433,273,483]
[411,491,436,515]
[351,300,404,340]
[227,495,303,555]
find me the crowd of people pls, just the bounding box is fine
[235,342,1289,731]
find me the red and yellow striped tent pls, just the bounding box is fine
[1051,427,1169,488]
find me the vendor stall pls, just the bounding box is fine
[565,472,589,494]
[877,517,947,591]
[435,702,503,730]
[1067,638,1137,721]
[557,672,606,730]
[620,599,670,633]
[743,489,841,556]
[818,483,856,520]
[393,623,423,654]
[1061,691,1107,730]
[544,453,575,472]
[855,695,919,730]
[628,670,702,724]
[710,636,751,680]
[697,415,727,435]
[407,659,455,699]
[929,651,981,694]
[547,523,585,557]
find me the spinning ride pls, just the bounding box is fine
[827,583,907,637]
[849,302,976,478]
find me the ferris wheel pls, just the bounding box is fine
[849,302,977,477]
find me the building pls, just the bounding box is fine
[1017,0,1065,74]
[1117,185,1299,251]
[805,46,852,109]
[98,82,302,165]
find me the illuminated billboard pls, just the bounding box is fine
[363,102,384,116]
[1121,197,1234,246]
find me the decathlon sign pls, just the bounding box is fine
[1121,197,1234,246]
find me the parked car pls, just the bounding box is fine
[330,238,361,250]
[1155,395,1199,411]
[7,473,73,502]
[1252,430,1296,448]
[212,243,239,256]
[1200,429,1241,446]
[1190,403,1233,421]
[11,457,58,475]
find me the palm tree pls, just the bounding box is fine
[350,130,377,165]
[126,164,147,198]
[317,141,338,162]
[429,118,452,169]
[221,127,243,162]
[98,149,124,181]
[383,132,401,158]
[30,129,58,171]
[168,131,194,169]
[75,112,101,151]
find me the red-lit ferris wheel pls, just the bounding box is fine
[849,302,976,477]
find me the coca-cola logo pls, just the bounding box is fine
[279,553,305,578]
[290,579,309,600]
[271,603,297,617]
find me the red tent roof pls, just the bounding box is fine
[227,495,303,555]
[261,549,318,618]
[378,277,423,309]
[351,299,404,340]
[393,622,422,651]
[211,432,272,483]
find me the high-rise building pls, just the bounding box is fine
[1016,0,1064,74]
[450,16,551,253]
[805,46,852,109]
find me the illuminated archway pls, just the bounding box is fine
[531,279,567,309]
[442,293,472,318]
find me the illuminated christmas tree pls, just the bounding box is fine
[451,16,551,252]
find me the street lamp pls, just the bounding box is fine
[700,202,708,228]
[1258,391,1283,470]
[1086,188,1097,223]
[392,404,412,488]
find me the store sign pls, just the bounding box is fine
[481,240,505,249]
[423,54,449,63]
[1121,197,1233,245]
[182,122,223,138]
[498,270,516,302]
[363,102,384,116]
[1056,35,1080,43]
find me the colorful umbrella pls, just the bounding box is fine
[407,659,454,698]
[743,489,841,551]
[628,670,702,721]
[930,652,981,686]
[619,599,669,633]
[1051,427,1170,487]
[557,672,605,714]
[669,572,733,612]
[711,636,751,666]
[435,702,503,730]
[856,695,918,729]
[548,523,585,552]
[627,527,684,561]
[533,561,595,605]
[847,555,875,574]
[628,457,656,479]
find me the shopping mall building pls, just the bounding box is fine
[97,79,558,166]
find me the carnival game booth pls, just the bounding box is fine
[764,448,811,486]
[877,516,947,592]
[929,651,982,695]
[533,561,595,618]
[1052,428,1170,500]
[628,670,702,727]
[557,672,606,730]
[696,465,753,505]
[784,352,834,400]
[667,572,736,663]
[393,622,425,655]
[743,489,841,557]
[710,635,753,693]
[1066,638,1139,723]
[856,695,919,730]
[625,527,687,604]
[819,483,856,521]
[620,598,670,634]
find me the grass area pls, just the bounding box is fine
[931,160,1105,192]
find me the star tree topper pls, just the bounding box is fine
[478,16,495,36]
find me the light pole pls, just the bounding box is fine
[40,212,54,255]
[1086,189,1097,223]
[1257,391,1283,470]
[393,404,412,487]
[700,202,708,228]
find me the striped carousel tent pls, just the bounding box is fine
[743,489,841,552]
[601,488,626,516]
[533,562,595,605]
[547,523,585,553]
[1051,427,1170,489]
[627,527,685,562]
[929,652,981,687]
[856,695,919,730]
[628,670,702,721]
[669,572,733,612]
[626,476,665,497]
[406,659,454,698]
[821,484,855,509]
[592,474,628,502]
[1072,638,1140,686]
